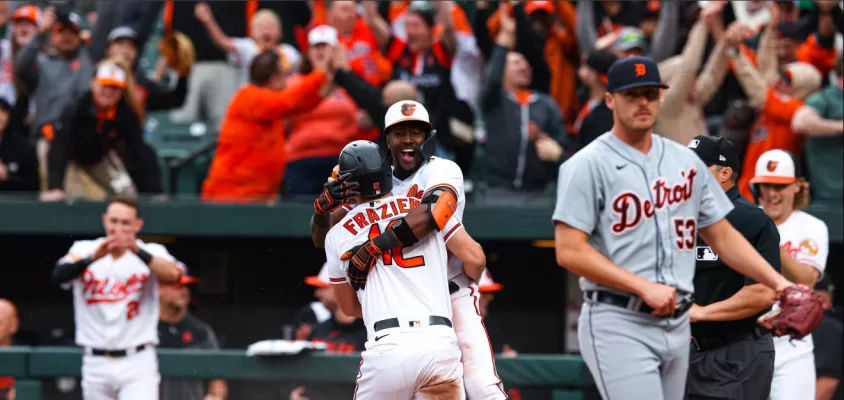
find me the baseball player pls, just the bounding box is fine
[311,100,507,399]
[324,140,484,399]
[552,56,797,400]
[51,197,183,400]
[750,149,830,400]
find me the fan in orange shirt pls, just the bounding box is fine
[201,50,335,203]
[738,62,822,200]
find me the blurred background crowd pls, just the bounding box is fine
[0,0,842,399]
[0,0,839,205]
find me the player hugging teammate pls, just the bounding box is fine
[310,101,507,399]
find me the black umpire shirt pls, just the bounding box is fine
[158,314,221,400]
[692,185,781,337]
[814,308,844,400]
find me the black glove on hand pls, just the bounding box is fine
[341,241,383,290]
[314,172,360,216]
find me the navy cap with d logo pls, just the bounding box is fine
[606,56,669,93]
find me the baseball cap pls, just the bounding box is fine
[384,100,431,131]
[55,11,83,32]
[107,26,139,45]
[175,263,198,286]
[687,135,740,172]
[94,64,127,88]
[612,27,649,53]
[606,56,669,93]
[308,25,338,46]
[525,0,554,15]
[478,269,504,293]
[12,5,41,25]
[750,149,797,185]
[304,264,330,288]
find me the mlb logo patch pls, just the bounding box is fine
[688,139,700,149]
[696,246,718,261]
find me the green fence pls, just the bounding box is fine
[0,347,591,400]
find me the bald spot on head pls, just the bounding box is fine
[382,80,418,105]
[0,299,19,346]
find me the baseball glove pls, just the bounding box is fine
[757,284,828,340]
[158,32,196,77]
[314,171,360,216]
[342,241,383,291]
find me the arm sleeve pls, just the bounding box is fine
[229,37,257,68]
[324,233,349,285]
[647,0,680,63]
[54,241,96,289]
[512,3,550,94]
[240,70,328,120]
[140,74,189,112]
[804,92,828,116]
[333,69,388,131]
[46,106,78,190]
[14,32,46,86]
[744,217,782,284]
[575,1,599,56]
[696,158,735,228]
[479,45,508,113]
[472,7,494,61]
[795,221,829,274]
[141,243,178,262]
[551,155,601,234]
[421,160,464,200]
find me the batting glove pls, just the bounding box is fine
[314,172,360,216]
[341,241,383,290]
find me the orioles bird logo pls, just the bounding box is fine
[401,103,416,116]
[766,160,779,172]
[634,63,647,77]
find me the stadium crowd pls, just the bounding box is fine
[0,0,842,399]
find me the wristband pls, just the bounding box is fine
[136,248,153,265]
[372,218,419,250]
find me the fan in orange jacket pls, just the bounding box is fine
[201,50,334,203]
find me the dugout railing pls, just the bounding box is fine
[0,347,592,400]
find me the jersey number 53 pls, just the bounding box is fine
[673,218,697,251]
[369,221,426,268]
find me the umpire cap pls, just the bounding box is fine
[338,140,393,198]
[687,135,740,173]
[606,56,669,93]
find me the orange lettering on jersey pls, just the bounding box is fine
[353,213,369,231]
[378,203,394,220]
[397,198,411,214]
[389,200,400,216]
[366,208,381,224]
[343,219,359,235]
[407,184,423,199]
[82,270,149,305]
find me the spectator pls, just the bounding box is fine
[282,26,364,196]
[719,98,760,159]
[104,26,188,113]
[576,0,680,63]
[655,4,734,145]
[0,299,18,400]
[164,1,242,127]
[194,2,301,87]
[573,49,617,150]
[791,54,843,204]
[0,98,38,192]
[479,11,567,195]
[301,0,392,87]
[293,264,335,341]
[476,271,523,399]
[733,57,822,199]
[158,270,227,400]
[41,60,163,202]
[5,5,41,133]
[813,274,843,400]
[15,6,94,192]
[200,49,335,203]
[363,1,474,170]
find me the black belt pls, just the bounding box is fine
[448,281,459,294]
[692,327,769,352]
[374,316,453,332]
[585,290,694,319]
[88,344,148,358]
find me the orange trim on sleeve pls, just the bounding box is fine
[386,37,407,62]
[431,41,453,68]
[389,0,410,22]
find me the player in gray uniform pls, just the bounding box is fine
[551,56,797,400]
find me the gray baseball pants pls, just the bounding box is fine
[578,300,690,400]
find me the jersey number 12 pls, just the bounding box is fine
[369,222,426,268]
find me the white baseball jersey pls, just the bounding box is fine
[59,238,179,349]
[390,157,468,283]
[326,194,459,336]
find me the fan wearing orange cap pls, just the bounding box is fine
[305,265,366,355]
[294,264,337,340]
[752,149,830,400]
[4,5,40,103]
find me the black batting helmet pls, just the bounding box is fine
[338,140,393,198]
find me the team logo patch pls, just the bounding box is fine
[687,139,700,149]
[799,239,819,256]
[634,63,647,77]
[766,160,779,172]
[696,246,718,261]
[401,103,416,116]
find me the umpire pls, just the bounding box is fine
[686,135,781,400]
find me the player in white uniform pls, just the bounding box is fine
[311,101,507,399]
[750,150,830,400]
[324,140,485,399]
[51,198,184,400]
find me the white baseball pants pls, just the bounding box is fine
[81,345,160,400]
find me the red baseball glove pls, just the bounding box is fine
[757,284,828,340]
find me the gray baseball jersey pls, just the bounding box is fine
[552,133,734,294]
